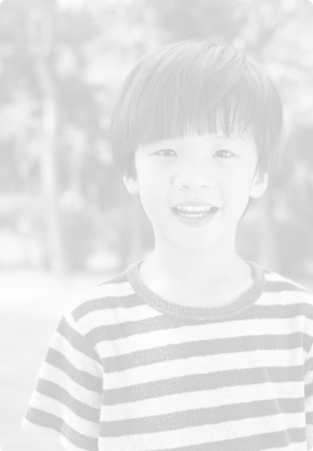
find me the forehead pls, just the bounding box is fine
[138,132,256,150]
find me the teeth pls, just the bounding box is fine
[184,213,205,218]
[176,206,212,212]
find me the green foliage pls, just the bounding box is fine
[0,0,312,275]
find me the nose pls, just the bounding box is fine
[173,162,215,191]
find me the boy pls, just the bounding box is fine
[22,39,313,451]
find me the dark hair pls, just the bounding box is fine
[110,39,283,178]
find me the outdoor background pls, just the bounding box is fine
[0,0,313,450]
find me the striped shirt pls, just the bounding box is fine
[22,260,313,451]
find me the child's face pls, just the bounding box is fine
[124,133,268,254]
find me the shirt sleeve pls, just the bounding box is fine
[305,313,313,448]
[21,309,103,451]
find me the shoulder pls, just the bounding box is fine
[263,267,312,295]
[62,266,143,335]
[260,265,313,308]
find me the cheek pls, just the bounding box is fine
[137,174,161,210]
[221,172,256,210]
[138,164,168,193]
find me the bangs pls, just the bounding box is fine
[135,73,261,145]
[111,40,283,176]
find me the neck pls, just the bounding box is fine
[142,234,247,290]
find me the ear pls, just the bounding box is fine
[250,171,269,199]
[123,175,139,195]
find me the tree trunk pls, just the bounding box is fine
[28,6,66,273]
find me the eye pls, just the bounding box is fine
[154,149,177,157]
[214,149,235,158]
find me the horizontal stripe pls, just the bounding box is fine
[306,382,313,397]
[88,305,313,342]
[39,361,101,408]
[101,398,302,436]
[102,349,305,389]
[265,272,310,289]
[88,314,186,342]
[36,379,99,422]
[265,280,306,293]
[45,348,102,393]
[57,317,100,363]
[101,333,304,373]
[73,283,134,319]
[29,391,99,437]
[22,419,88,451]
[147,428,305,451]
[76,305,161,334]
[258,291,313,306]
[307,394,313,408]
[51,331,102,377]
[304,333,313,354]
[97,316,309,358]
[100,414,306,451]
[73,295,143,320]
[25,407,98,451]
[73,294,143,321]
[24,264,313,451]
[304,357,313,379]
[102,366,302,405]
[101,381,303,421]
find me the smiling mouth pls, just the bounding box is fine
[171,205,219,229]
[172,205,218,218]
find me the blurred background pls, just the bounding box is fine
[0,0,313,449]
